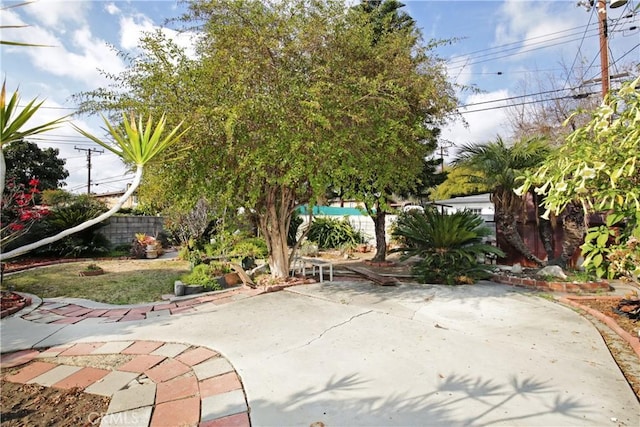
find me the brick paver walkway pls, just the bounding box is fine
[1,340,250,427]
[20,286,265,325]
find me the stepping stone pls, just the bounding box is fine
[0,349,40,368]
[28,364,82,387]
[85,371,140,397]
[150,395,200,427]
[5,361,57,383]
[200,389,247,422]
[151,343,188,358]
[52,367,110,389]
[91,341,134,355]
[100,406,153,427]
[175,347,218,367]
[107,382,156,413]
[192,357,233,381]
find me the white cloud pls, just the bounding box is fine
[2,10,125,86]
[105,2,120,15]
[441,90,512,159]
[493,0,585,57]
[117,12,198,58]
[22,0,90,30]
[447,54,474,87]
[119,14,156,50]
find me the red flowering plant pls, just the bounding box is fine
[0,178,50,249]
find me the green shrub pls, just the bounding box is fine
[180,263,229,291]
[37,195,110,257]
[230,237,268,259]
[307,217,364,250]
[391,209,504,285]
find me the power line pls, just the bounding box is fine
[446,22,599,66]
[459,92,597,115]
[563,5,597,90]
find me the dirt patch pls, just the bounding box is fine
[0,352,133,426]
[0,380,109,426]
[39,354,134,370]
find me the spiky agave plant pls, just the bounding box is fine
[391,209,504,285]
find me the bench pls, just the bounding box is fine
[291,256,333,282]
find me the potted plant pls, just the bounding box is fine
[133,233,162,259]
[79,263,105,277]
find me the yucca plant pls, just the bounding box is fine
[1,81,68,192]
[307,217,364,250]
[0,113,189,260]
[391,209,504,285]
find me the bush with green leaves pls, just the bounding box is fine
[34,195,111,257]
[307,217,365,250]
[230,237,268,259]
[391,209,504,285]
[180,262,231,290]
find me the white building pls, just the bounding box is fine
[432,193,494,217]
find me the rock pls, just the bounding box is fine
[511,263,523,274]
[536,265,568,280]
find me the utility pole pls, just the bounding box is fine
[597,0,610,98]
[439,140,454,173]
[592,0,628,99]
[74,146,103,194]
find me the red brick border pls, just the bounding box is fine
[558,296,640,359]
[1,341,251,427]
[491,273,610,293]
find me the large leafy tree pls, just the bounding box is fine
[76,0,456,278]
[431,165,491,200]
[338,0,456,263]
[4,139,69,192]
[453,136,550,266]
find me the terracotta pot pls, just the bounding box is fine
[223,272,241,287]
[79,268,104,277]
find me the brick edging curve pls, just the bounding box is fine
[558,297,640,359]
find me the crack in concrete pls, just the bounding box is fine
[271,310,373,358]
[305,310,373,347]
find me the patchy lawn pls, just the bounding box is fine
[1,260,190,305]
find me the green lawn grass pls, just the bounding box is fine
[1,259,190,305]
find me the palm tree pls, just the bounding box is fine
[453,136,550,266]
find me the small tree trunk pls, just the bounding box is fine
[371,211,387,263]
[496,209,545,266]
[268,232,290,278]
[554,202,585,268]
[538,217,555,262]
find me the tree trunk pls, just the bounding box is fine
[538,217,555,262]
[533,193,555,262]
[496,209,545,266]
[553,202,585,268]
[257,184,296,279]
[371,211,386,262]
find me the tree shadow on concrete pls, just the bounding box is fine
[247,371,593,426]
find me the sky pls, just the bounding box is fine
[1,0,638,195]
